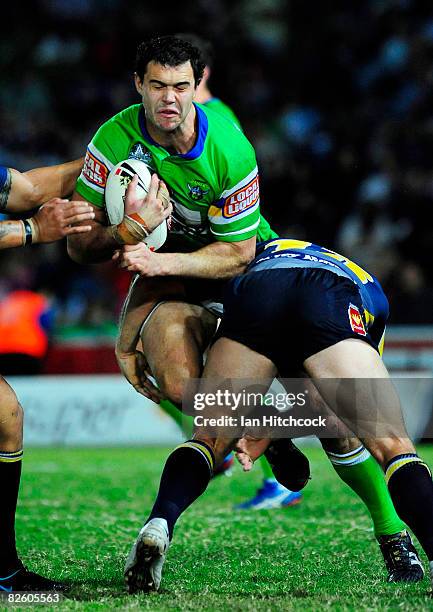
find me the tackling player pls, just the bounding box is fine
[123,238,433,594]
[0,161,95,592]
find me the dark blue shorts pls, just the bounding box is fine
[217,268,386,376]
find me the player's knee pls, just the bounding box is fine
[0,400,24,450]
[194,434,234,469]
[321,436,359,455]
[158,371,188,406]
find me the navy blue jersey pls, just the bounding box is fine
[250,239,388,330]
[0,165,9,190]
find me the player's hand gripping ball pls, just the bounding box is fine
[105,159,171,250]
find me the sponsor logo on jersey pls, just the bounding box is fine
[348,304,367,336]
[222,175,259,218]
[83,150,108,187]
[129,143,152,166]
[187,180,210,201]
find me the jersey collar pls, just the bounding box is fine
[138,103,208,160]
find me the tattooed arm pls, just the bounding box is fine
[0,199,95,250]
[0,221,25,250]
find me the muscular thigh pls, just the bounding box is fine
[141,301,218,393]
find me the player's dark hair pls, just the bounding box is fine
[135,35,205,85]
[175,33,214,69]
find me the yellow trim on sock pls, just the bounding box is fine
[385,457,424,483]
[0,450,23,463]
[176,442,214,472]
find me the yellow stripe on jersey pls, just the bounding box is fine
[378,329,386,357]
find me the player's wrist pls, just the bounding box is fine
[20,218,39,245]
[110,214,151,245]
[109,222,137,246]
[27,217,40,243]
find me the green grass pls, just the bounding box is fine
[15,445,433,611]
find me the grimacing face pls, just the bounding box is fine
[135,60,197,133]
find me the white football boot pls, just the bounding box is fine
[124,518,169,593]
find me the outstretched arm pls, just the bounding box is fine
[4,158,84,212]
[0,198,94,250]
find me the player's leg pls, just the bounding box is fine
[321,435,424,582]
[303,380,406,540]
[0,378,23,581]
[322,436,405,535]
[304,339,433,585]
[140,301,218,406]
[124,338,276,593]
[0,377,63,592]
[308,379,418,581]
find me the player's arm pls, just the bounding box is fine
[66,191,118,263]
[118,148,260,277]
[117,236,256,279]
[67,175,171,264]
[4,159,84,212]
[0,198,94,250]
[115,275,162,401]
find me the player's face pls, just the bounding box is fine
[135,61,196,133]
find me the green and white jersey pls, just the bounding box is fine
[76,103,277,250]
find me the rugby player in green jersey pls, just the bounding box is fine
[68,36,275,444]
[68,36,424,586]
[0,160,95,592]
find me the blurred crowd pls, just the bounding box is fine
[1,0,433,336]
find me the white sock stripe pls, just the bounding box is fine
[0,449,23,463]
[326,445,366,459]
[386,454,417,471]
[327,446,371,467]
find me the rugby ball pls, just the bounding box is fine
[105,158,168,250]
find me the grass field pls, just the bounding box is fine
[14,445,433,611]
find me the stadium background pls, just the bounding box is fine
[1,2,433,608]
[0,0,432,430]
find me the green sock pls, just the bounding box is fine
[159,398,194,438]
[326,445,405,537]
[260,455,276,480]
